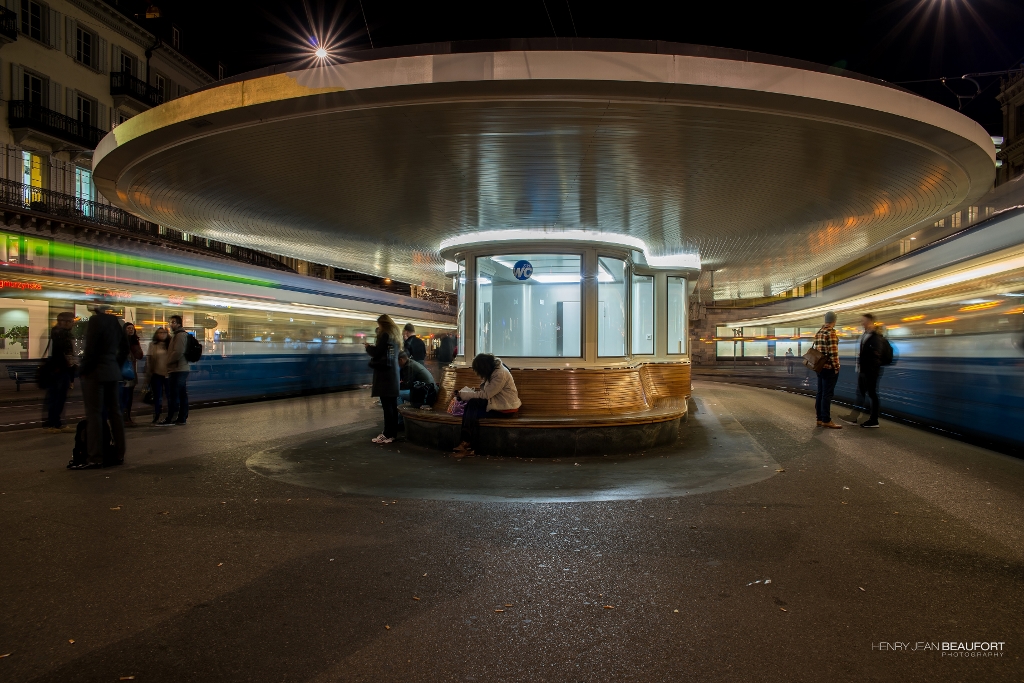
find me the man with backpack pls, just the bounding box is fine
[842,313,889,428]
[161,315,198,425]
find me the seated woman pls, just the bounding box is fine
[454,354,521,457]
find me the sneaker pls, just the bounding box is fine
[839,414,859,425]
[821,421,843,429]
[157,420,176,426]
[371,433,388,443]
[173,420,187,426]
[860,421,880,428]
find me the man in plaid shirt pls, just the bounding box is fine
[815,311,842,428]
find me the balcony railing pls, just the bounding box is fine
[0,178,295,273]
[110,71,164,109]
[8,101,105,150]
[0,6,17,42]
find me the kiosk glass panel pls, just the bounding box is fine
[456,260,465,357]
[475,254,582,357]
[667,276,687,354]
[598,257,628,356]
[632,274,654,354]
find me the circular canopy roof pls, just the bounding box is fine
[93,42,995,296]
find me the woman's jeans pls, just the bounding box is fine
[150,374,167,420]
[380,396,399,438]
[460,398,514,449]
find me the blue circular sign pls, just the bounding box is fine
[512,260,534,281]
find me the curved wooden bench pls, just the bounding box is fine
[403,362,691,456]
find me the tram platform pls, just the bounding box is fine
[2,382,1021,682]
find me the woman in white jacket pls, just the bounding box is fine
[455,354,521,456]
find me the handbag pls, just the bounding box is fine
[447,395,466,416]
[121,358,136,381]
[802,345,828,373]
[141,385,154,405]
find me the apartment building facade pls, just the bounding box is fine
[0,0,211,205]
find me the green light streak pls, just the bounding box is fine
[3,231,277,288]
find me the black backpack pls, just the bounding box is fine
[879,336,895,366]
[68,419,123,469]
[409,381,439,408]
[184,333,203,363]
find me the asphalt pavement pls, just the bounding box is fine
[1,381,1021,682]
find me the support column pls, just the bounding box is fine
[583,248,599,364]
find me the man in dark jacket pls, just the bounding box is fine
[437,333,456,364]
[398,351,437,405]
[78,304,128,466]
[43,311,77,432]
[842,313,884,428]
[402,323,427,362]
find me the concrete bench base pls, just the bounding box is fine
[402,408,685,458]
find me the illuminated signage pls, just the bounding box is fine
[0,279,42,291]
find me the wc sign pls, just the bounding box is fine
[513,260,534,281]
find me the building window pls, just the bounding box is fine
[155,73,165,99]
[22,151,44,206]
[75,167,93,215]
[112,109,131,127]
[218,63,225,80]
[23,72,44,105]
[76,27,94,68]
[121,53,134,75]
[172,26,180,49]
[598,257,628,356]
[20,0,44,42]
[76,95,94,126]
[476,253,582,358]
[632,273,654,355]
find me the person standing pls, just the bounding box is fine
[43,312,77,433]
[77,304,128,467]
[161,315,191,426]
[402,323,427,362]
[437,333,456,365]
[785,348,795,375]
[814,311,842,429]
[145,327,171,424]
[841,313,884,428]
[365,314,401,444]
[120,323,144,427]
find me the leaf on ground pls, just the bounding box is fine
[673,609,679,613]
[68,639,75,644]
[0,653,10,658]
[385,625,391,630]
[158,511,169,515]
[603,605,615,609]
[413,597,420,600]
[120,677,135,681]
[110,506,121,510]
[217,563,224,567]
[504,604,512,607]
[775,469,785,473]
[779,608,788,612]
[858,587,866,592]
[494,609,504,613]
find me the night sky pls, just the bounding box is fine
[136,0,1024,134]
